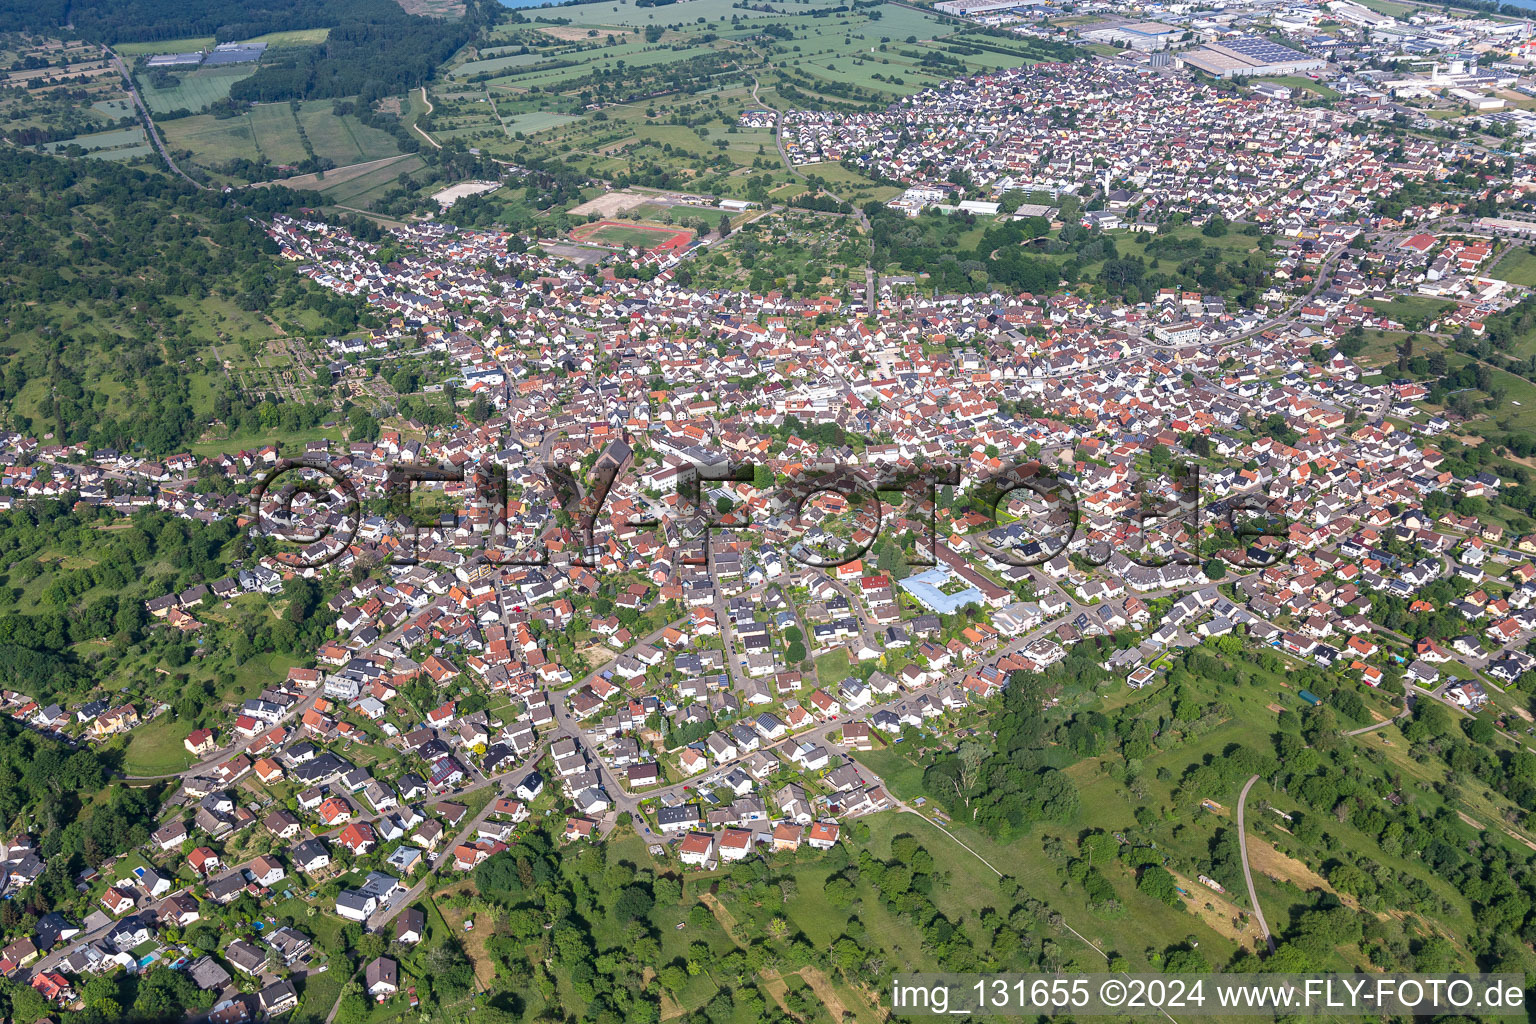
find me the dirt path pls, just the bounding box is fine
[1506,828,1536,853]
[760,972,793,1015]
[761,967,857,1023]
[1246,834,1355,909]
[660,991,687,1021]
[799,968,852,1021]
[415,87,442,150]
[699,891,747,946]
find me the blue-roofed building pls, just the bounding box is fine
[897,567,984,615]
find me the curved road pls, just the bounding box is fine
[1237,774,1276,954]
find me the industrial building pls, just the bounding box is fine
[1177,36,1324,79]
[202,42,266,66]
[1082,21,1184,51]
[934,0,1022,16]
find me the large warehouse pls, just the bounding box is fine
[1178,36,1325,78]
[1082,21,1184,51]
[933,0,1023,15]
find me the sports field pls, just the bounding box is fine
[570,220,693,251]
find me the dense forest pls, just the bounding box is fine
[2,0,466,46]
[229,12,484,104]
[0,0,483,103]
[466,821,1106,1021]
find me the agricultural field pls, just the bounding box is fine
[495,0,798,30]
[427,0,1044,199]
[503,110,578,134]
[302,153,431,210]
[113,36,216,56]
[8,23,394,186]
[293,102,404,163]
[249,102,311,166]
[161,100,406,181]
[0,36,141,144]
[160,112,262,166]
[43,125,151,160]
[134,64,257,114]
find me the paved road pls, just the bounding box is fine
[123,690,327,781]
[1236,774,1276,955]
[107,49,208,190]
[360,738,550,935]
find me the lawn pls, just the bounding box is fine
[1497,245,1536,287]
[249,102,310,166]
[162,99,405,180]
[243,28,331,46]
[503,110,578,134]
[1363,294,1457,329]
[851,742,927,798]
[314,155,429,209]
[294,102,404,164]
[161,113,262,166]
[121,714,196,776]
[1351,328,1415,370]
[1433,351,1536,433]
[515,0,796,29]
[45,126,149,159]
[814,647,852,686]
[291,967,345,1024]
[451,51,553,78]
[1256,75,1339,100]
